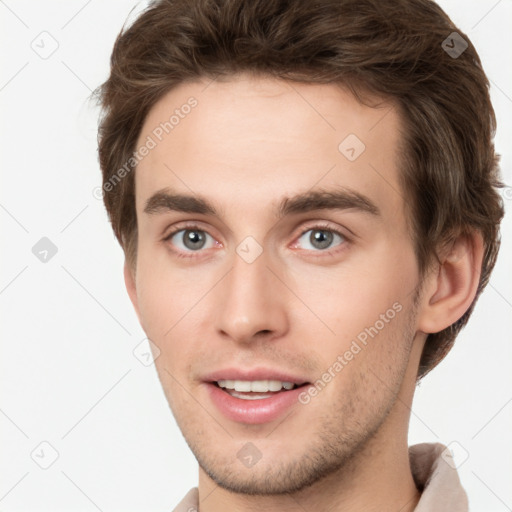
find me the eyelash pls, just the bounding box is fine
[162,222,350,259]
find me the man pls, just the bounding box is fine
[94,0,504,509]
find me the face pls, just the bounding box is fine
[128,75,426,494]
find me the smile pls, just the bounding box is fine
[206,380,311,423]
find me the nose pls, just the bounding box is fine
[214,247,289,345]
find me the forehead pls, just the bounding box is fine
[134,75,405,224]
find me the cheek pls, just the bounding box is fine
[135,253,184,342]
[134,250,217,361]
[289,257,411,339]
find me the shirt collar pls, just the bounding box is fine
[410,442,468,511]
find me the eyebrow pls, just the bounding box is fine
[143,187,380,218]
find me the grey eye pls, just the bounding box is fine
[170,229,214,251]
[297,229,345,251]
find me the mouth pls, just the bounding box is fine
[212,379,307,400]
[204,377,312,424]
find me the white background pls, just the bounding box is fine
[0,1,510,510]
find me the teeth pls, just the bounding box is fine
[216,379,296,392]
[229,390,274,400]
[268,380,284,391]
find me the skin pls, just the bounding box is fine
[125,73,483,511]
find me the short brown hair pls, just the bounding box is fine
[94,0,504,378]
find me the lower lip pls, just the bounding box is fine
[205,382,309,424]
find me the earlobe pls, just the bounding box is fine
[124,261,141,323]
[417,232,484,334]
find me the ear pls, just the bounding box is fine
[124,260,141,324]
[417,231,484,334]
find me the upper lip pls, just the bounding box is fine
[202,367,310,385]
